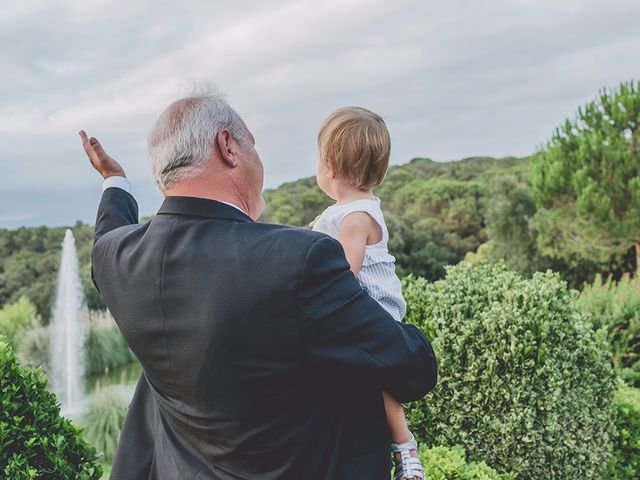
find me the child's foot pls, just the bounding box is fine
[391,433,425,480]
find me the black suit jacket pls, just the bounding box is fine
[91,188,437,480]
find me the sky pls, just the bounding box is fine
[1,0,639,228]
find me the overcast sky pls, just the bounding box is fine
[1,0,639,228]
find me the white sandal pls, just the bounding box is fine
[390,433,425,480]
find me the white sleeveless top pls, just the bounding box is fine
[312,197,406,322]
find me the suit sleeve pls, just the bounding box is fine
[91,187,139,291]
[94,187,139,242]
[297,236,437,403]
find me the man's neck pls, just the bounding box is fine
[163,183,250,216]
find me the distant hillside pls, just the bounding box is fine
[261,156,529,226]
[261,155,530,279]
[0,223,99,320]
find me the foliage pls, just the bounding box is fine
[261,156,527,281]
[16,325,50,373]
[0,337,102,479]
[261,177,331,227]
[463,242,493,267]
[0,223,105,321]
[81,385,130,463]
[483,176,546,276]
[606,383,640,479]
[481,175,635,287]
[388,178,488,279]
[15,310,136,377]
[402,275,435,341]
[419,445,513,480]
[100,462,112,480]
[0,296,40,350]
[531,80,640,271]
[578,274,640,386]
[403,263,617,479]
[84,310,136,376]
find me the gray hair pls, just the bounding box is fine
[147,87,247,190]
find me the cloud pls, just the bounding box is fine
[0,214,36,225]
[0,0,639,226]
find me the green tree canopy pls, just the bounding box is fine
[0,224,103,320]
[0,296,40,349]
[531,80,640,271]
[388,178,488,278]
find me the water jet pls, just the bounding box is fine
[50,228,85,416]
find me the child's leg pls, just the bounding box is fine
[383,391,423,479]
[382,390,411,443]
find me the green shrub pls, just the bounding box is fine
[81,385,130,463]
[578,274,640,386]
[15,310,135,377]
[402,274,435,340]
[0,296,40,349]
[404,262,617,479]
[419,445,513,480]
[606,383,640,479]
[0,337,102,479]
[16,325,50,372]
[84,319,135,376]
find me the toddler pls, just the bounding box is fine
[311,107,425,480]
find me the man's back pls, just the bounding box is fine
[92,189,437,479]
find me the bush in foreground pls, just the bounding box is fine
[419,445,513,480]
[606,383,640,479]
[0,337,101,479]
[403,262,617,479]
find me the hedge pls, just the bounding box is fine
[403,262,616,479]
[0,337,101,479]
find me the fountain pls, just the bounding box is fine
[50,229,85,417]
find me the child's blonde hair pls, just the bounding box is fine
[317,106,391,190]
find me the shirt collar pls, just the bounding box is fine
[157,196,253,223]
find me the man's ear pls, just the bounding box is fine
[216,129,238,168]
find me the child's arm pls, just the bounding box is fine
[338,212,376,277]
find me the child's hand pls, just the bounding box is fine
[308,215,320,229]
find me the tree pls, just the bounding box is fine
[481,175,628,287]
[260,178,331,227]
[484,175,541,276]
[387,178,488,278]
[0,296,40,350]
[531,80,640,272]
[0,224,103,320]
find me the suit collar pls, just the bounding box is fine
[157,196,253,223]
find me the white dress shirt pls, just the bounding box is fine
[102,175,132,193]
[102,176,248,215]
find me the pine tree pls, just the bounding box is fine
[531,80,640,272]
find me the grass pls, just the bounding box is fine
[100,462,112,479]
[81,385,130,465]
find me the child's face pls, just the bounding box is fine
[316,158,336,200]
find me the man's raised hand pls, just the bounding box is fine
[79,130,126,179]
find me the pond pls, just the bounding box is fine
[86,361,142,398]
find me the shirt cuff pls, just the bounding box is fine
[102,176,132,194]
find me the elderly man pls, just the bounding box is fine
[82,88,437,480]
